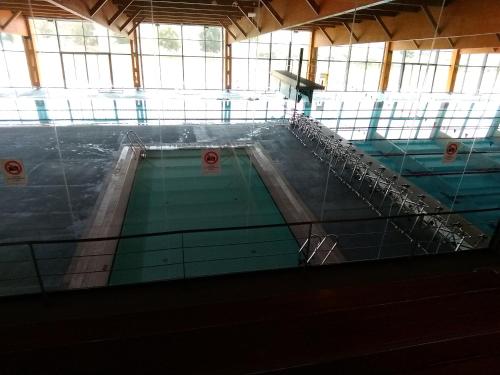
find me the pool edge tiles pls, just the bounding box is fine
[64,146,139,290]
[109,147,307,286]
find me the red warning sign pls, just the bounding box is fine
[202,149,220,175]
[1,159,27,185]
[443,141,460,163]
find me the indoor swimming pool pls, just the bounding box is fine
[109,148,300,285]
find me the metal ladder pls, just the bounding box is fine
[126,130,147,159]
[299,233,339,265]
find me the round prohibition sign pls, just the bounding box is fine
[4,160,23,176]
[204,151,219,165]
[446,143,459,156]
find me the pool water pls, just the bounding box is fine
[355,138,500,235]
[109,148,299,285]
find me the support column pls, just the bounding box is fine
[22,17,40,88]
[307,29,318,82]
[378,41,392,92]
[486,107,500,138]
[446,49,461,93]
[366,101,384,140]
[130,31,141,89]
[224,31,232,90]
[135,99,146,124]
[430,102,449,139]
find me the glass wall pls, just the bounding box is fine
[315,43,384,91]
[387,49,452,93]
[0,33,31,87]
[30,19,132,88]
[232,30,311,91]
[138,24,223,90]
[454,53,500,95]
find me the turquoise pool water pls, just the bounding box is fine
[110,148,299,285]
[355,138,500,235]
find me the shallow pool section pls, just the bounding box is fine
[109,148,299,285]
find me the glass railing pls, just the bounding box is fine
[0,209,495,298]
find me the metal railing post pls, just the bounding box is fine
[29,243,45,294]
[181,233,186,279]
[306,223,313,264]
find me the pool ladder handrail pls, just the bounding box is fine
[126,130,147,159]
[299,233,339,265]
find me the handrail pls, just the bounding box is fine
[299,233,339,264]
[126,130,147,159]
[0,207,495,248]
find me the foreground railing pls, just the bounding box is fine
[0,209,496,298]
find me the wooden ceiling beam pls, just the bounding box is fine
[260,0,283,26]
[311,0,499,50]
[318,26,334,45]
[227,15,247,37]
[342,22,359,42]
[237,5,260,32]
[42,0,134,37]
[108,0,133,25]
[114,0,255,8]
[374,14,392,39]
[420,4,441,35]
[304,0,320,15]
[219,21,236,40]
[89,0,109,17]
[119,9,140,31]
[0,10,22,31]
[127,16,143,35]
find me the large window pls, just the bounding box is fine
[387,49,452,93]
[232,30,311,91]
[30,19,132,88]
[0,33,31,87]
[454,53,500,95]
[315,43,384,91]
[139,24,223,90]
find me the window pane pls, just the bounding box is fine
[57,21,83,35]
[2,51,31,87]
[59,35,85,52]
[232,58,248,90]
[38,53,64,87]
[85,36,109,53]
[328,61,347,90]
[32,19,56,34]
[232,42,248,58]
[159,38,181,55]
[142,55,161,88]
[183,40,204,56]
[182,25,204,40]
[35,35,59,52]
[111,55,134,88]
[0,33,24,51]
[83,22,108,37]
[184,57,205,89]
[87,54,111,88]
[271,30,292,44]
[206,57,222,89]
[110,37,130,54]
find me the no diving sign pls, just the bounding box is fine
[443,141,460,163]
[202,149,221,175]
[1,159,27,186]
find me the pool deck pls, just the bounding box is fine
[65,146,138,289]
[247,144,343,264]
